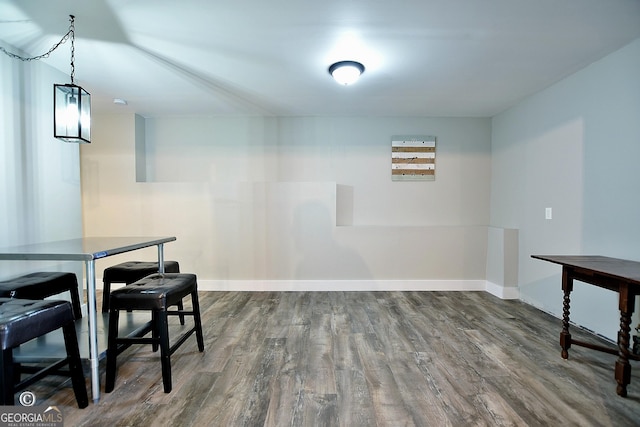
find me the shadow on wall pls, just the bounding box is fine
[293,201,371,280]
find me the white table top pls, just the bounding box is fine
[0,236,176,261]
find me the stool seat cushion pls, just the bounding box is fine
[109,273,196,311]
[0,272,82,320]
[103,261,180,284]
[0,272,77,299]
[0,298,73,350]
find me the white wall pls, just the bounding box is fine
[491,38,640,340]
[0,41,83,281]
[81,115,493,291]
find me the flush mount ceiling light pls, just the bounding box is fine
[328,60,365,85]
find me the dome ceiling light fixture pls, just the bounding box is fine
[328,60,365,85]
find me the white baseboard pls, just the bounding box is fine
[196,279,489,293]
[96,279,519,300]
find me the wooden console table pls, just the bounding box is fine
[532,255,640,397]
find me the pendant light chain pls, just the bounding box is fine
[0,15,75,77]
[69,15,75,84]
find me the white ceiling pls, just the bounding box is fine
[1,0,640,118]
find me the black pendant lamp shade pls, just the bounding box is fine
[54,83,91,143]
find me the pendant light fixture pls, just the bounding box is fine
[54,15,91,143]
[328,60,365,85]
[1,15,91,143]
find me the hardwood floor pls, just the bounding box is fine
[29,291,639,426]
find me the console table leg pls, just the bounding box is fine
[615,284,635,397]
[560,269,572,359]
[615,310,632,397]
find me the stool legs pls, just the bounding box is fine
[105,309,120,393]
[102,279,111,313]
[0,349,15,405]
[62,322,89,408]
[69,286,83,320]
[0,321,88,408]
[192,290,205,352]
[157,310,172,392]
[105,289,204,394]
[111,309,173,392]
[157,289,204,390]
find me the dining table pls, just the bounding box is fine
[0,236,176,402]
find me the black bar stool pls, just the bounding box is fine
[0,298,88,408]
[105,273,204,393]
[101,261,180,313]
[0,272,82,320]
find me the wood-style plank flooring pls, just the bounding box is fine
[28,291,640,426]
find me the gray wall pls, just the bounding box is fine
[0,41,83,281]
[491,38,640,340]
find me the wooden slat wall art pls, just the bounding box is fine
[391,136,436,181]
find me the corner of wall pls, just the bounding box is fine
[336,184,354,226]
[135,114,146,182]
[486,227,519,296]
[485,281,520,299]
